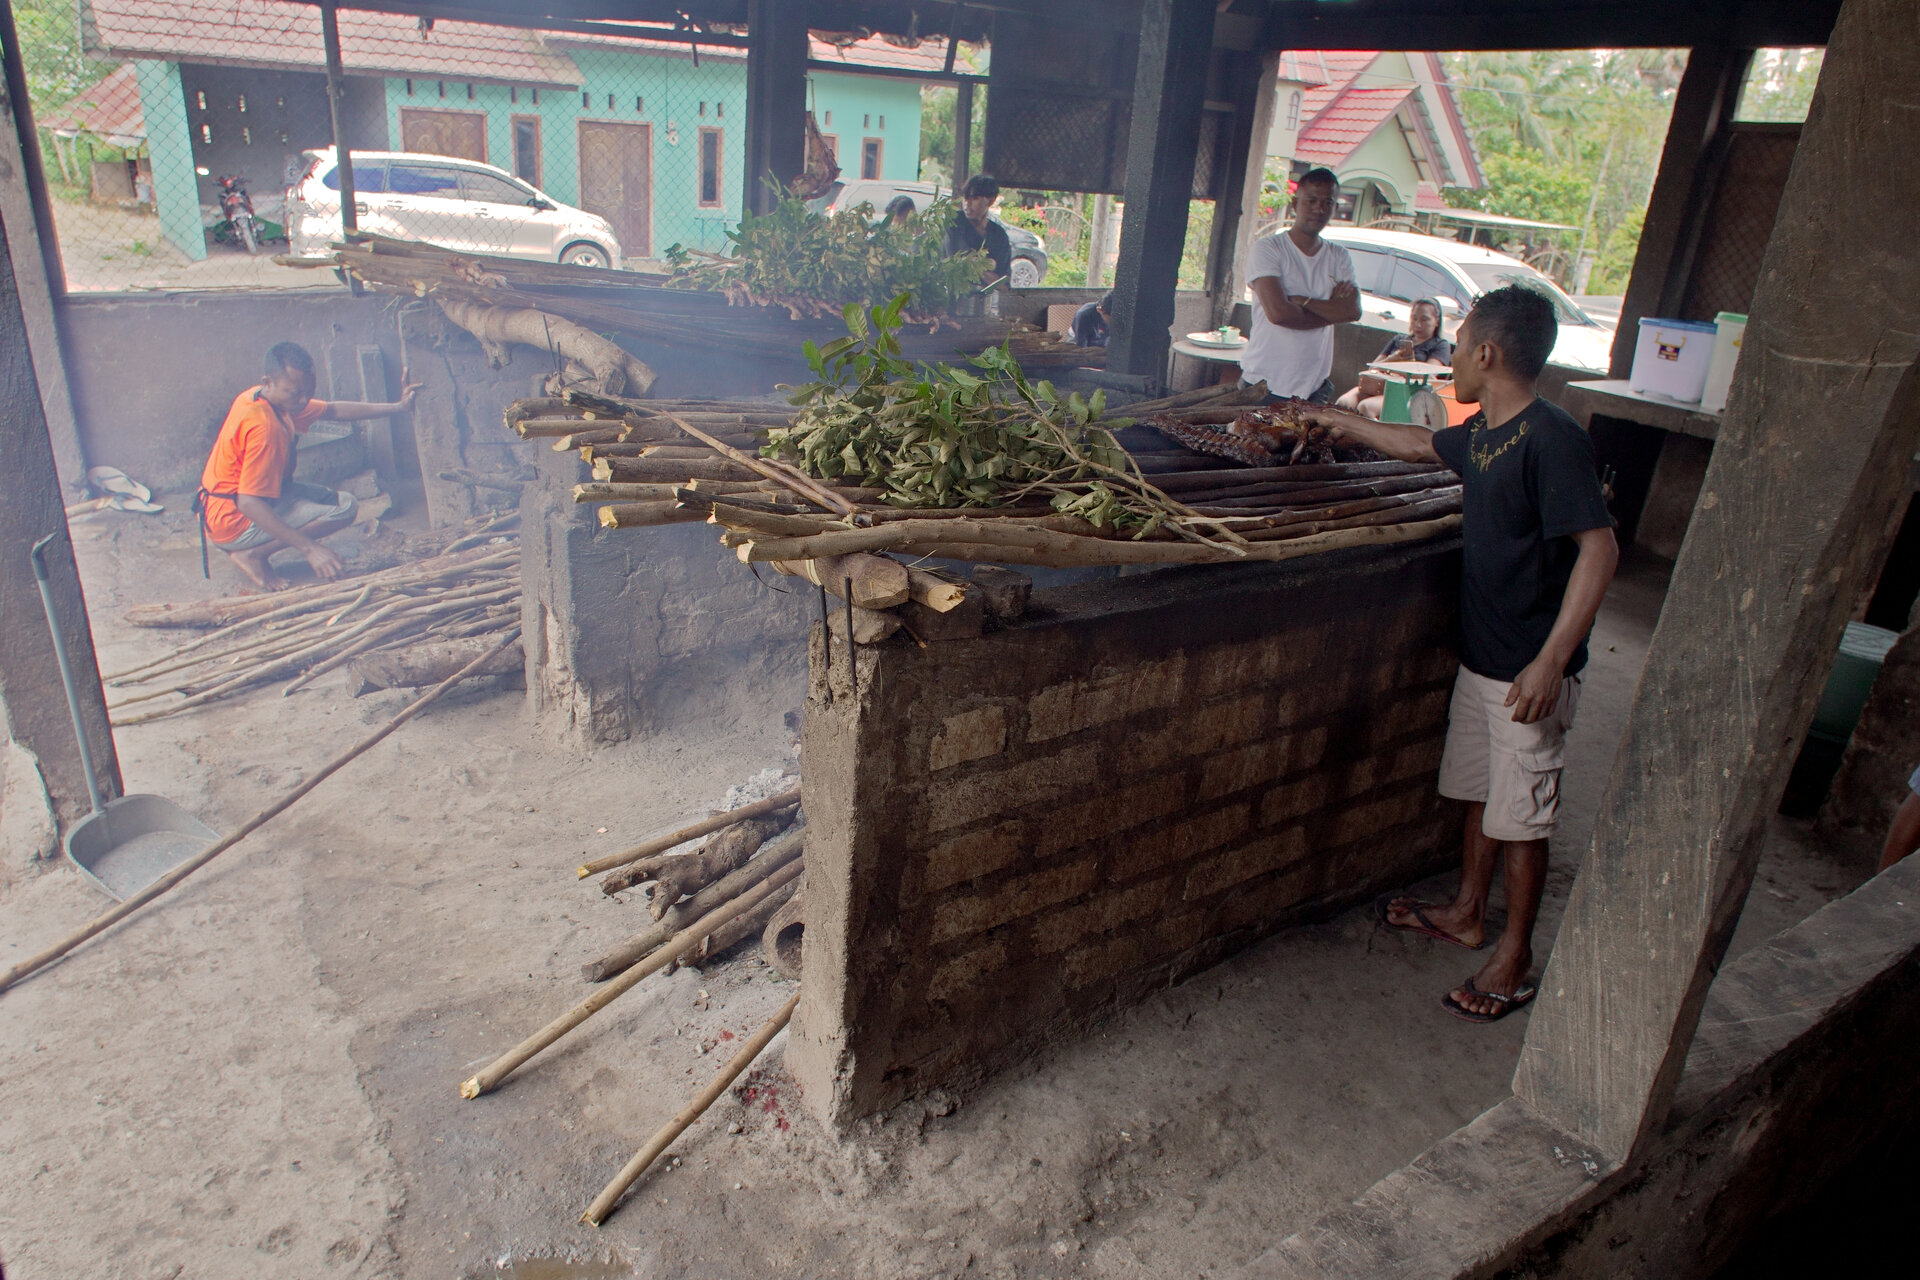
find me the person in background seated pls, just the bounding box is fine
[877,195,917,231]
[1336,297,1452,418]
[197,342,419,592]
[942,173,1012,285]
[1240,167,1361,404]
[1071,292,1113,348]
[1879,767,1920,871]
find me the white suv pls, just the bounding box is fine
[1320,228,1612,373]
[287,148,621,267]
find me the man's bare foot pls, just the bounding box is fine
[1449,941,1533,1018]
[228,547,291,592]
[1384,895,1486,948]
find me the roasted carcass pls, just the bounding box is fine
[1149,400,1369,466]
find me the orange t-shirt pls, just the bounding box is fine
[198,388,329,544]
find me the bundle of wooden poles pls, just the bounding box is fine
[460,782,813,1225]
[108,514,521,724]
[504,381,1463,597]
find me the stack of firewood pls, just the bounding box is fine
[109,514,521,723]
[573,786,807,983]
[500,383,1462,605]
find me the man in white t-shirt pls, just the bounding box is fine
[1241,168,1361,401]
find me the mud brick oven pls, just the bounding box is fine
[787,539,1462,1128]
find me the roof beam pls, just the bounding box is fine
[1260,1,1841,51]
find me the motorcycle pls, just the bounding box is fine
[217,173,259,254]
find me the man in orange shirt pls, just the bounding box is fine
[198,342,419,591]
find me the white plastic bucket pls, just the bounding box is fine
[1629,317,1716,403]
[1698,311,1747,414]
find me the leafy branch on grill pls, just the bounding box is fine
[663,195,988,325]
[762,294,1238,546]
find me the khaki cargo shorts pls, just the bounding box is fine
[1436,666,1581,842]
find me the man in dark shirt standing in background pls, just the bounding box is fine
[943,173,1012,283]
[1304,285,1618,1024]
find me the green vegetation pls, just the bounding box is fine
[768,294,1175,535]
[664,194,988,318]
[1441,49,1690,295]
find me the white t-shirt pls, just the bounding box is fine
[1241,232,1356,398]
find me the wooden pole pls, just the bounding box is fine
[0,629,522,995]
[461,858,804,1098]
[578,786,802,878]
[581,990,800,1226]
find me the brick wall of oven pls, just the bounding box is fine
[787,540,1463,1129]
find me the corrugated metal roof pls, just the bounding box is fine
[39,61,146,145]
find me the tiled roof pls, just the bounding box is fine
[83,0,584,87]
[1275,51,1330,87]
[1297,51,1382,130]
[1294,84,1414,168]
[39,62,145,145]
[808,35,955,73]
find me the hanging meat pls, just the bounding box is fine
[789,111,843,200]
[1149,400,1375,467]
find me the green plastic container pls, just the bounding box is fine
[1808,621,1900,744]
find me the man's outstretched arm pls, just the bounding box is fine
[316,368,423,421]
[1307,404,1442,464]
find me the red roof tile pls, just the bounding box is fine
[40,62,145,144]
[1294,84,1414,168]
[84,0,583,87]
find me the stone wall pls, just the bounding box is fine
[519,440,811,744]
[788,540,1463,1128]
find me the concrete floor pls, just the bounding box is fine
[0,508,1870,1279]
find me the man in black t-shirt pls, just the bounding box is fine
[1071,292,1112,348]
[943,173,1013,283]
[1303,285,1618,1024]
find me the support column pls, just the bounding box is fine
[1515,0,1920,1161]
[0,0,85,489]
[743,0,808,217]
[320,2,357,238]
[0,196,120,823]
[1205,51,1278,329]
[1106,0,1218,382]
[1608,45,1752,375]
[953,79,973,188]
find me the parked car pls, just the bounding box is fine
[287,148,622,267]
[1319,227,1613,373]
[809,179,1049,287]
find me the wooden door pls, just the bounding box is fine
[578,120,652,258]
[399,109,487,162]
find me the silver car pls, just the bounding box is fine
[288,147,621,266]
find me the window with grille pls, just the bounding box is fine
[699,127,723,207]
[1287,90,1301,131]
[861,138,882,181]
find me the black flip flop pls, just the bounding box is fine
[1374,894,1488,951]
[1440,978,1538,1024]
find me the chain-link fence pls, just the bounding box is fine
[18,0,943,291]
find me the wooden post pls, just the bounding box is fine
[0,0,84,487]
[319,2,358,238]
[1607,45,1752,376]
[1515,0,1920,1162]
[743,0,808,217]
[1106,0,1218,381]
[953,79,973,188]
[1206,51,1279,329]
[1086,192,1112,289]
[0,196,121,823]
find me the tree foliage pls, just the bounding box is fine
[1442,49,1689,295]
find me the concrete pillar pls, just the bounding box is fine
[1206,51,1280,330]
[1106,0,1218,381]
[0,192,121,823]
[132,61,205,262]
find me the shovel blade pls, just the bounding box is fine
[65,794,220,901]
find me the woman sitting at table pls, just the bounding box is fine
[1335,298,1452,418]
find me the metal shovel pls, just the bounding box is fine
[30,534,218,901]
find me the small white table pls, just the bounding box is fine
[1169,337,1246,366]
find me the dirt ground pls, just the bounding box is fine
[0,503,1872,1279]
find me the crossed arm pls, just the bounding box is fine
[1251,276,1363,331]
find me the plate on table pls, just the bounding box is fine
[1184,330,1246,349]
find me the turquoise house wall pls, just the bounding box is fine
[381,47,921,261]
[133,60,206,261]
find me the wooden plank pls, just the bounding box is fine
[1514,0,1920,1162]
[1105,0,1218,381]
[1205,50,1279,330]
[355,344,399,489]
[1607,46,1751,377]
